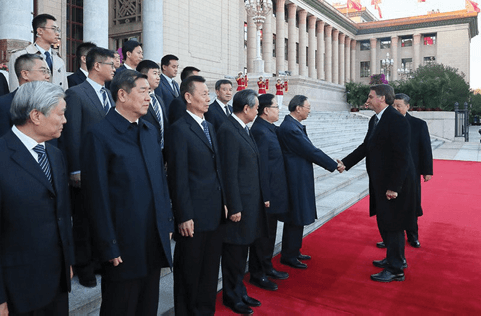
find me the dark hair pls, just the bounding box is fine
[395,93,410,105]
[288,95,308,112]
[14,54,44,79]
[180,75,206,100]
[232,89,258,113]
[110,69,148,103]
[180,66,200,81]
[215,79,232,91]
[370,84,395,105]
[86,47,115,71]
[160,54,179,69]
[136,60,160,74]
[76,42,97,67]
[32,13,56,38]
[121,40,142,60]
[258,94,275,115]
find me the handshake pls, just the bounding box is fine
[336,159,346,173]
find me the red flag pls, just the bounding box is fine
[371,0,382,19]
[466,0,481,13]
[418,0,426,2]
[347,0,362,11]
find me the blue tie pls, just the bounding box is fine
[101,87,110,113]
[245,126,250,136]
[33,144,52,184]
[44,51,53,71]
[201,120,212,147]
[150,93,164,149]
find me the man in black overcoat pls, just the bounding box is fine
[339,84,417,282]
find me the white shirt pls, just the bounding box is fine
[12,125,45,162]
[123,63,134,70]
[80,67,88,78]
[186,109,205,129]
[86,78,110,110]
[216,99,230,115]
[161,73,177,92]
[232,113,247,129]
[35,43,53,59]
[376,105,389,122]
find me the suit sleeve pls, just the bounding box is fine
[419,121,433,175]
[62,88,83,173]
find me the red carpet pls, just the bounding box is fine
[215,160,481,315]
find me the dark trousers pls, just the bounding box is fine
[249,214,278,279]
[100,268,161,316]
[10,289,68,316]
[71,187,92,267]
[281,223,304,260]
[405,217,419,242]
[380,230,405,274]
[221,243,249,305]
[174,228,223,316]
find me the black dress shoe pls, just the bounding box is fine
[265,268,289,280]
[242,295,261,307]
[409,240,421,248]
[75,264,97,288]
[372,258,408,269]
[280,257,307,269]
[297,253,311,260]
[224,301,253,314]
[371,269,405,282]
[249,276,278,291]
[376,241,386,248]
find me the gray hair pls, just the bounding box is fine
[11,81,65,126]
[232,89,258,113]
[288,95,308,112]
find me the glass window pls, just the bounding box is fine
[360,61,370,78]
[424,56,436,65]
[296,42,299,64]
[285,38,288,61]
[380,38,391,49]
[401,36,413,47]
[360,40,371,51]
[273,34,276,57]
[424,34,436,45]
[401,58,413,70]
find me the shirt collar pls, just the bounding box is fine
[232,113,247,129]
[123,63,133,70]
[80,67,88,77]
[186,109,205,129]
[115,108,139,124]
[34,43,52,56]
[376,106,388,121]
[12,125,45,161]
[161,73,173,84]
[86,77,104,93]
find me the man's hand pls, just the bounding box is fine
[264,201,270,208]
[109,256,123,266]
[386,190,398,200]
[230,212,241,222]
[224,205,228,219]
[69,173,81,188]
[423,175,432,182]
[178,219,194,237]
[0,302,8,316]
[336,159,345,173]
[70,265,73,279]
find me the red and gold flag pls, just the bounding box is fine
[347,0,362,11]
[466,0,481,13]
[418,0,426,3]
[371,0,382,19]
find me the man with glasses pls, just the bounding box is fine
[8,14,68,91]
[0,54,51,137]
[59,47,116,288]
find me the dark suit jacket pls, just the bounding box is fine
[142,92,170,135]
[0,73,8,97]
[59,80,114,173]
[277,115,337,226]
[217,115,267,245]
[155,75,179,115]
[251,117,289,216]
[166,113,225,233]
[205,100,230,132]
[406,113,433,216]
[81,110,174,281]
[0,90,16,137]
[67,68,87,88]
[0,131,74,314]
[168,96,187,125]
[342,106,417,231]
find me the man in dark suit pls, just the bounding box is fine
[115,40,143,76]
[167,66,200,124]
[217,89,268,315]
[277,95,339,270]
[81,70,174,315]
[0,81,74,315]
[205,79,233,131]
[155,54,179,114]
[339,84,417,282]
[59,47,115,288]
[166,75,226,315]
[249,94,290,289]
[67,42,96,88]
[0,73,8,97]
[1,54,51,137]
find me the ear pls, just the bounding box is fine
[80,55,87,64]
[20,69,30,82]
[29,109,42,126]
[117,89,128,103]
[243,104,250,114]
[184,92,192,104]
[126,51,132,59]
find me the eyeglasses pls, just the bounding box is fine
[41,26,61,33]
[29,68,51,75]
[269,106,279,109]
[99,62,115,69]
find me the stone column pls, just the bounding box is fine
[84,0,109,48]
[0,0,32,42]
[413,33,422,71]
[308,15,317,79]
[345,37,351,82]
[370,37,377,75]
[246,16,257,73]
[275,0,286,75]
[332,29,339,84]
[287,3,297,75]
[142,0,163,61]
[262,12,273,74]
[391,36,399,81]
[339,33,345,84]
[325,25,332,83]
[317,21,325,80]
[298,10,307,76]
[351,40,357,81]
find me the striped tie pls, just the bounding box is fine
[201,120,212,147]
[150,93,164,149]
[101,87,110,113]
[33,144,52,184]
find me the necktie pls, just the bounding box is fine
[225,105,232,116]
[100,87,110,113]
[172,80,179,97]
[33,144,52,184]
[245,126,250,136]
[150,93,164,149]
[44,51,53,71]
[201,120,212,147]
[369,116,379,140]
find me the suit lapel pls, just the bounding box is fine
[229,116,258,154]
[162,77,176,97]
[82,82,106,115]
[185,114,213,152]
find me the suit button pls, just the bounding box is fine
[217,187,221,191]
[112,240,117,244]
[168,217,174,222]
[58,218,62,222]
[212,155,215,159]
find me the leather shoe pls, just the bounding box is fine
[409,240,421,248]
[242,295,261,307]
[224,301,253,314]
[249,276,278,291]
[376,241,386,248]
[265,268,289,280]
[372,258,408,269]
[371,269,405,282]
[280,257,307,269]
[75,264,97,288]
[297,253,311,260]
